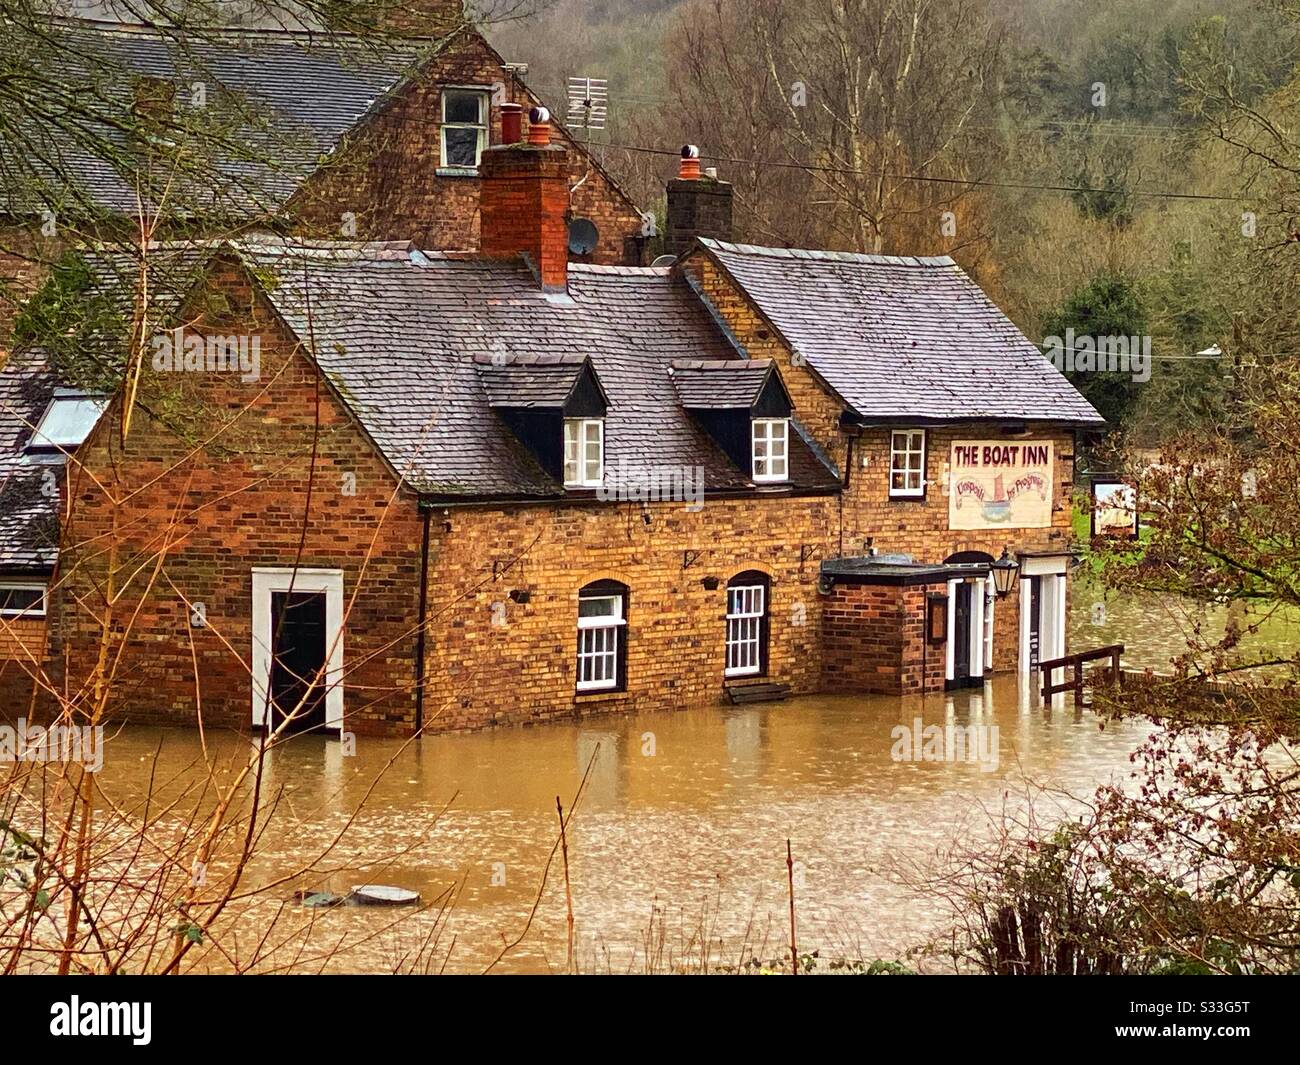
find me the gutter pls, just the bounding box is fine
[416,484,842,510]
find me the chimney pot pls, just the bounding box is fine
[501,102,524,145]
[527,106,552,146]
[679,144,702,181]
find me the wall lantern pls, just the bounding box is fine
[701,575,721,591]
[990,548,1021,599]
[509,589,531,605]
[926,593,949,646]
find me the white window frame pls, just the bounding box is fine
[0,582,47,619]
[752,418,789,482]
[577,591,626,692]
[564,418,605,488]
[440,88,490,170]
[251,568,344,732]
[725,582,766,677]
[889,429,927,498]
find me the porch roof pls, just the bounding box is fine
[820,558,992,587]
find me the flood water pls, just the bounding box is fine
[54,582,1294,974]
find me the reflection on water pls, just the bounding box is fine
[1070,572,1300,673]
[96,673,1140,973]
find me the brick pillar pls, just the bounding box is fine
[343,1,463,36]
[478,134,571,293]
[666,175,734,259]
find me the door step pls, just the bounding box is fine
[725,681,792,705]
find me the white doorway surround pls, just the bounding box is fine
[944,576,986,687]
[1019,555,1070,682]
[251,568,345,732]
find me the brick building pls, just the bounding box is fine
[0,12,649,342]
[0,107,1103,734]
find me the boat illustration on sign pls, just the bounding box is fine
[953,470,1049,524]
[982,475,1013,523]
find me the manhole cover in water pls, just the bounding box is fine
[351,885,420,907]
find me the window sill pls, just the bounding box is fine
[436,167,480,179]
[574,688,628,704]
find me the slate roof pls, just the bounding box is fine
[669,359,774,410]
[697,240,1105,427]
[1,21,425,218]
[243,246,840,498]
[474,355,597,409]
[0,354,62,571]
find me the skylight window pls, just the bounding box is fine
[26,391,108,453]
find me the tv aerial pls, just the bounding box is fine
[567,76,609,132]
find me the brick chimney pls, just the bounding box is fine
[665,145,734,258]
[479,107,571,293]
[345,0,464,36]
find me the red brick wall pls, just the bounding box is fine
[288,32,647,265]
[50,260,427,735]
[0,616,45,717]
[822,581,948,696]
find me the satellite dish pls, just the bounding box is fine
[651,254,677,268]
[568,218,599,256]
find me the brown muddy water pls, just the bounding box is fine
[55,583,1293,975]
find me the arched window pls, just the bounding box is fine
[725,571,770,678]
[576,580,628,692]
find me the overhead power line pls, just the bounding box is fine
[601,140,1244,204]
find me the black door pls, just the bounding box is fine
[270,591,328,734]
[1028,575,1043,670]
[951,582,974,688]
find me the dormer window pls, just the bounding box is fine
[564,418,604,487]
[752,418,789,482]
[26,390,107,454]
[441,89,490,169]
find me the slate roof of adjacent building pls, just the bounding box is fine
[242,244,841,498]
[669,359,775,410]
[0,354,62,571]
[0,20,426,217]
[696,239,1105,427]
